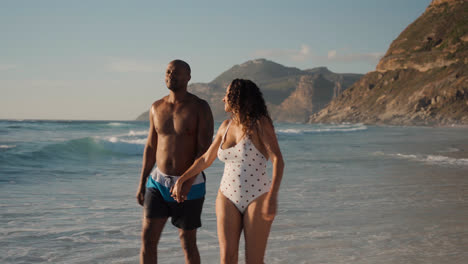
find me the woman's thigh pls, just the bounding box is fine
[216,191,243,262]
[243,193,273,264]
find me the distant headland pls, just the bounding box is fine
[136,59,363,123]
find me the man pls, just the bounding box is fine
[136,59,213,264]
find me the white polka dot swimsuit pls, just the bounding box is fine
[217,120,271,213]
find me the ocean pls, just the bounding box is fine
[1,120,467,264]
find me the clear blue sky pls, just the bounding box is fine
[1,0,431,120]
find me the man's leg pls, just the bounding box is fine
[141,186,170,264]
[140,217,167,264]
[178,228,200,264]
[170,192,204,264]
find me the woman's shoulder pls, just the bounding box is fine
[216,119,232,135]
[255,116,273,131]
[220,119,232,127]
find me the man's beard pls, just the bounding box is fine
[167,83,183,92]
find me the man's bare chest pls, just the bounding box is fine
[154,108,197,136]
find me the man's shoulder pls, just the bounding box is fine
[187,92,206,103]
[187,93,210,109]
[151,97,168,109]
[148,97,169,118]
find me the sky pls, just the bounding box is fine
[1,0,432,120]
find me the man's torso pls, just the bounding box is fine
[153,93,202,175]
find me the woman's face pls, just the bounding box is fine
[222,84,232,113]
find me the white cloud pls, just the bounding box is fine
[252,46,383,65]
[252,44,312,62]
[106,57,164,73]
[292,44,311,61]
[326,50,383,63]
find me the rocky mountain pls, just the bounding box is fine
[310,0,468,126]
[136,59,362,122]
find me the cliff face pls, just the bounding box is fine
[271,75,336,122]
[137,59,363,122]
[310,0,468,126]
[377,0,466,73]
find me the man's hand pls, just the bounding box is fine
[136,186,146,206]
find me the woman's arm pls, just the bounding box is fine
[170,120,229,202]
[177,100,215,197]
[259,117,284,220]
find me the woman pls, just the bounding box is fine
[171,79,284,263]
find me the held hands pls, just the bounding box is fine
[170,178,190,203]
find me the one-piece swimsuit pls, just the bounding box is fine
[217,120,271,213]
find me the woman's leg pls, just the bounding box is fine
[216,191,243,264]
[243,193,273,264]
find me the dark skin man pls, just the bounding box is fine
[136,60,214,264]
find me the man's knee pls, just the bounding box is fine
[178,229,198,252]
[141,218,166,246]
[141,230,158,252]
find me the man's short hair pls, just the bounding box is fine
[171,60,191,75]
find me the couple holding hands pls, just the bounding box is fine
[136,60,284,264]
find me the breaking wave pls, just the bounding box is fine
[276,123,368,135]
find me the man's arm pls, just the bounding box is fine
[136,105,158,206]
[171,119,227,202]
[196,99,214,158]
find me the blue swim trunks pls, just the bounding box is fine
[144,168,206,230]
[146,167,206,202]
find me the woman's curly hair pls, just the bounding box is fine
[227,79,272,135]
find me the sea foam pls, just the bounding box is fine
[380,152,468,167]
[107,122,128,127]
[0,145,16,149]
[277,124,368,135]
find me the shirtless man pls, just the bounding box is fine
[136,60,213,264]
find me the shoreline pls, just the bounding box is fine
[440,146,468,160]
[3,118,468,129]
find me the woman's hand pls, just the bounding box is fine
[262,193,277,221]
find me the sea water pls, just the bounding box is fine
[1,120,467,263]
